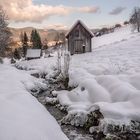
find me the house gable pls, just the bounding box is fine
[66,20,93,55]
[66,20,93,38]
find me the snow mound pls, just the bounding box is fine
[15,57,56,75]
[58,73,140,126]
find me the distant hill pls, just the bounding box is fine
[9,27,99,49]
[9,27,67,44]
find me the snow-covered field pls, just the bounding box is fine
[16,26,140,124]
[3,25,140,138]
[0,64,68,140]
[61,26,140,126]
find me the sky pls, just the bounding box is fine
[1,0,140,29]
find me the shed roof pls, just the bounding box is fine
[26,49,41,58]
[66,20,94,38]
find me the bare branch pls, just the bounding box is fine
[0,5,12,56]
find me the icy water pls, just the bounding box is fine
[29,73,93,140]
[45,104,93,140]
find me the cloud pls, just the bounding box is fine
[46,24,68,30]
[78,6,100,13]
[0,0,100,22]
[109,7,126,15]
[0,0,72,22]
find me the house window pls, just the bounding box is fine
[75,30,79,37]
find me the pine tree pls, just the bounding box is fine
[59,32,65,43]
[13,49,21,60]
[20,32,24,44]
[43,38,48,49]
[30,30,35,46]
[30,29,42,49]
[20,32,28,57]
[24,32,28,43]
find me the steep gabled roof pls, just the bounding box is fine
[66,20,94,38]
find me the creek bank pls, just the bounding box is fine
[15,65,140,140]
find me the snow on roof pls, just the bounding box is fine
[26,49,41,58]
[66,20,94,38]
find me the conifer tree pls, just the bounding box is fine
[13,49,21,60]
[20,32,28,57]
[30,29,42,49]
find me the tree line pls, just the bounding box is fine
[13,30,43,60]
[19,30,42,57]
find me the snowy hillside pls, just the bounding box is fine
[93,25,138,49]
[64,26,140,124]
[15,25,140,136]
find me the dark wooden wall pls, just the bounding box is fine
[67,23,92,55]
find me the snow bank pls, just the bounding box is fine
[58,73,140,126]
[0,64,68,140]
[15,57,57,75]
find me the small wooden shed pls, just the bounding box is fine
[26,49,42,60]
[66,20,93,55]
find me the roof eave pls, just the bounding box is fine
[66,20,94,38]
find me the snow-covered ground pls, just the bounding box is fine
[61,26,140,125]
[15,25,140,129]
[0,64,68,140]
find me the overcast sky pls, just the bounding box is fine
[1,0,140,29]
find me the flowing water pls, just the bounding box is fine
[45,104,93,140]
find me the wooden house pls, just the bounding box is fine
[66,20,93,55]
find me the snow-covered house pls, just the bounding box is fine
[66,20,94,55]
[26,49,42,60]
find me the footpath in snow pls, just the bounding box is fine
[0,64,68,140]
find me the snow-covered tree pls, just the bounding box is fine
[0,6,12,56]
[59,32,65,43]
[130,7,140,32]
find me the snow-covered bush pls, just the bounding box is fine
[56,47,70,88]
[85,109,104,130]
[45,97,58,105]
[63,51,70,78]
[23,78,47,97]
[61,111,88,127]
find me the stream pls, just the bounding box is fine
[37,89,93,140]
[45,104,93,140]
[16,65,140,140]
[28,71,94,140]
